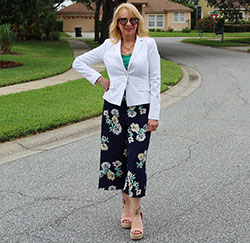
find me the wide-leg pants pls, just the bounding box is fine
[98,99,151,198]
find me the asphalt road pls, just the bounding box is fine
[0,38,250,243]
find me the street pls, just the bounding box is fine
[0,38,250,242]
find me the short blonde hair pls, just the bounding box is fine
[109,3,149,44]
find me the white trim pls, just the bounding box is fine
[147,14,164,28]
[173,12,186,23]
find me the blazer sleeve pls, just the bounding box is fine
[148,38,161,120]
[72,39,108,85]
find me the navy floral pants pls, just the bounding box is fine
[98,99,151,198]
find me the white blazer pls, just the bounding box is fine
[72,36,161,120]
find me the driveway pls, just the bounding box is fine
[0,38,249,243]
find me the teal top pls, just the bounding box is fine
[121,54,132,70]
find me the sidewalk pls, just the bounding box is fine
[0,39,105,96]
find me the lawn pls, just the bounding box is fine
[0,59,182,142]
[0,39,74,87]
[149,30,250,38]
[182,37,250,47]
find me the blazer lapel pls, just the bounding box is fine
[128,36,144,70]
[114,40,125,70]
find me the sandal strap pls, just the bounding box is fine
[135,206,143,219]
[122,198,126,206]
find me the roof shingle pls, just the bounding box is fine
[57,3,95,15]
[128,0,193,13]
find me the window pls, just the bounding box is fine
[174,13,178,23]
[148,15,155,27]
[148,15,164,28]
[173,12,185,23]
[157,15,163,27]
[180,13,185,22]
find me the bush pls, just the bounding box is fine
[12,24,25,40]
[224,24,250,32]
[196,16,215,32]
[0,23,16,53]
[149,28,155,32]
[167,27,174,32]
[49,31,60,41]
[182,27,191,33]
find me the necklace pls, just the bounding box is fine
[122,42,135,55]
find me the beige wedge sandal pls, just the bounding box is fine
[130,206,143,240]
[121,199,132,229]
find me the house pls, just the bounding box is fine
[57,0,193,32]
[197,0,213,18]
[57,3,95,32]
[128,0,193,31]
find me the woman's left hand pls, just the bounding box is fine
[147,119,159,132]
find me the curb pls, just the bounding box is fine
[0,65,202,165]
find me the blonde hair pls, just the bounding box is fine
[109,3,149,44]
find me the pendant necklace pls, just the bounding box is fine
[123,42,135,55]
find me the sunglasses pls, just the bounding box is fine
[118,18,139,26]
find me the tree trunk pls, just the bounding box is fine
[94,0,102,41]
[99,0,127,43]
[99,0,113,43]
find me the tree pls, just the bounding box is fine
[71,0,103,42]
[171,0,199,8]
[0,24,16,54]
[99,0,127,43]
[207,0,250,22]
[0,0,64,40]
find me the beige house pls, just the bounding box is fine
[129,0,193,30]
[57,0,193,32]
[57,3,95,32]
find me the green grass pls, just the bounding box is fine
[81,39,101,49]
[182,37,250,47]
[0,39,74,87]
[0,59,182,142]
[149,30,250,38]
[60,32,71,37]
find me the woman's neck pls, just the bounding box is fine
[122,35,136,44]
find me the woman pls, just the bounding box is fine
[73,3,161,240]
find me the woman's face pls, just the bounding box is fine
[117,9,138,39]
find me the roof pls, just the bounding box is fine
[129,0,193,13]
[57,3,95,15]
[128,0,148,3]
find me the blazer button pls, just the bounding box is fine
[125,73,128,76]
[127,82,129,85]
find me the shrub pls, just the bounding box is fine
[149,28,155,32]
[12,24,26,40]
[0,24,16,53]
[167,27,174,32]
[49,31,60,41]
[196,16,215,32]
[224,24,250,32]
[182,27,191,33]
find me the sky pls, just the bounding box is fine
[58,0,74,10]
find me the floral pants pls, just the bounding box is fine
[98,99,151,198]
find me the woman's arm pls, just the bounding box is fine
[147,38,161,123]
[72,39,109,85]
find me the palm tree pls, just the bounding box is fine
[0,24,16,54]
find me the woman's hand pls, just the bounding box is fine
[97,76,110,91]
[147,119,159,132]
